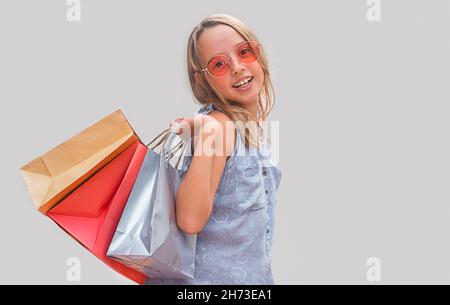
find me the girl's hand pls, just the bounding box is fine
[169,114,216,140]
[169,116,194,140]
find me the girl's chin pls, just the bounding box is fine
[233,93,259,103]
[230,88,260,101]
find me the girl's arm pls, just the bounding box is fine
[174,111,235,234]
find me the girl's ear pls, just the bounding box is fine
[194,71,202,85]
[194,71,207,90]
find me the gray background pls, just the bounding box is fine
[1,0,449,284]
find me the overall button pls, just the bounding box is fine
[262,169,267,176]
[265,188,269,194]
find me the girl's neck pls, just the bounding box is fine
[243,100,259,123]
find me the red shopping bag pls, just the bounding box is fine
[47,140,148,284]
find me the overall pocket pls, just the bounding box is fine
[235,156,266,212]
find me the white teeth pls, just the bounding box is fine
[233,77,252,88]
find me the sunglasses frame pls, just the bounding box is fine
[200,40,262,78]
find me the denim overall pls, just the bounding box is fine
[145,103,282,284]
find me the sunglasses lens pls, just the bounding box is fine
[237,41,260,63]
[205,41,261,77]
[207,55,230,77]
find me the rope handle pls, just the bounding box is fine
[145,127,188,169]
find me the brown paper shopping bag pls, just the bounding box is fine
[20,109,140,214]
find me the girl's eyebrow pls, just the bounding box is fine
[212,40,246,56]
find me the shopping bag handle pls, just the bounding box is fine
[162,130,188,169]
[145,127,171,150]
[145,128,188,170]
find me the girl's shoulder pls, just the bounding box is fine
[195,104,238,159]
[195,103,234,128]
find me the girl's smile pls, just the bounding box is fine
[232,76,254,92]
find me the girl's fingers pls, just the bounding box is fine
[170,122,182,134]
[169,117,185,132]
[176,117,184,122]
[170,118,191,137]
[169,116,196,139]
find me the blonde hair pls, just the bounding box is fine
[187,14,275,148]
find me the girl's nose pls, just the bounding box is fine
[230,56,245,76]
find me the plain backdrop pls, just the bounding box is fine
[1,0,449,284]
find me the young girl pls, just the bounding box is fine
[145,14,282,285]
